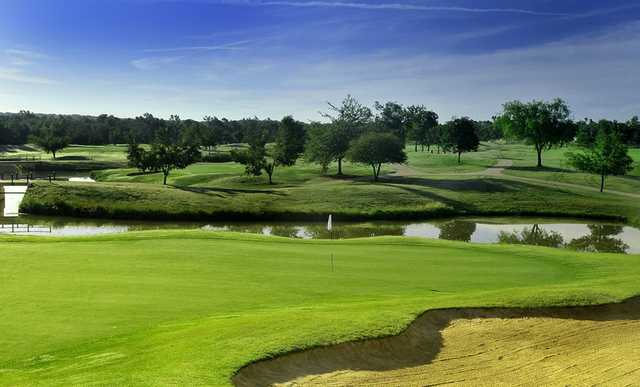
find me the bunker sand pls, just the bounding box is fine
[234,297,640,386]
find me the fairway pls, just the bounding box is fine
[2,231,640,385]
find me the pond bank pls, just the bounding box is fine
[19,180,635,225]
[2,215,639,254]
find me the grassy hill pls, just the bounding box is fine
[2,231,640,385]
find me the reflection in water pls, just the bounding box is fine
[497,224,629,253]
[438,221,477,242]
[498,224,565,248]
[1,216,638,254]
[566,225,629,254]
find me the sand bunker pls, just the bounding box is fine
[234,297,640,386]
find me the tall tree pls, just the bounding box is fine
[30,125,69,159]
[265,115,306,184]
[347,132,407,181]
[232,116,305,184]
[304,123,335,174]
[497,98,574,167]
[405,105,439,152]
[567,130,634,192]
[441,117,480,164]
[374,101,407,144]
[321,95,372,175]
[201,116,220,154]
[127,117,201,185]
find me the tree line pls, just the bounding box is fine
[3,96,638,190]
[496,98,636,192]
[0,111,280,147]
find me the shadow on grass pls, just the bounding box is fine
[376,175,524,193]
[0,144,39,153]
[506,165,575,173]
[173,185,286,197]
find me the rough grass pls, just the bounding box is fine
[2,231,640,385]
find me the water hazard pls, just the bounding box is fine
[0,215,639,254]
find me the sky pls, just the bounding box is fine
[0,0,639,122]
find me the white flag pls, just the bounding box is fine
[327,214,332,231]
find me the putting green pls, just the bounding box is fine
[1,231,640,386]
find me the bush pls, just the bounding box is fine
[201,153,234,163]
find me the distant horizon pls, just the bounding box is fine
[1,0,639,121]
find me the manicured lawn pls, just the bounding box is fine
[18,142,640,225]
[500,143,640,194]
[0,144,129,162]
[404,142,500,174]
[1,231,639,385]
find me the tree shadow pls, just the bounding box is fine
[376,175,527,193]
[506,165,575,173]
[173,185,287,198]
[233,297,640,387]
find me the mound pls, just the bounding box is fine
[234,297,640,386]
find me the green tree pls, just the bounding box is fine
[374,101,407,144]
[304,123,335,174]
[497,98,574,167]
[232,116,305,184]
[128,118,201,185]
[152,142,201,185]
[201,116,220,154]
[405,105,439,152]
[265,115,306,184]
[322,95,373,175]
[567,130,634,192]
[30,127,69,159]
[347,132,407,181]
[441,117,480,164]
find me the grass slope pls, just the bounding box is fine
[18,142,640,223]
[1,231,640,385]
[500,143,640,194]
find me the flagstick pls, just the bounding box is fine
[327,214,334,272]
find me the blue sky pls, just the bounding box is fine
[1,0,639,121]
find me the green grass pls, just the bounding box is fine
[500,143,640,194]
[0,144,129,162]
[18,142,640,224]
[23,167,640,224]
[2,231,640,385]
[404,142,500,174]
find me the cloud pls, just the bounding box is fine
[131,56,184,70]
[143,39,251,53]
[205,0,570,16]
[278,21,640,120]
[0,67,56,85]
[4,48,49,66]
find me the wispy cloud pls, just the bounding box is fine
[131,56,184,70]
[0,67,56,85]
[207,0,570,16]
[4,48,49,66]
[143,39,251,53]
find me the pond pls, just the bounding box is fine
[1,215,639,254]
